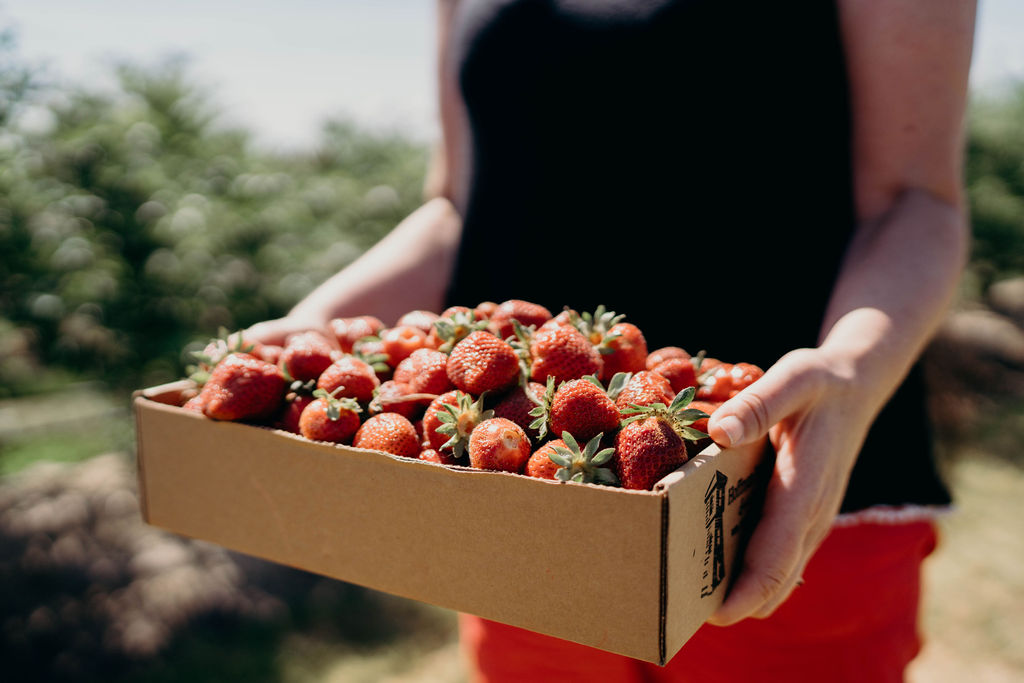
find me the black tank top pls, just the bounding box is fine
[444,0,951,513]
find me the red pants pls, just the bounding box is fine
[460,520,938,683]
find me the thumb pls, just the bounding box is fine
[706,350,821,448]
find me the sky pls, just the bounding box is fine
[2,0,1022,152]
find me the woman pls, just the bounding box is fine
[248,1,977,679]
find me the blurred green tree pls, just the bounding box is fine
[965,84,1024,292]
[0,44,427,396]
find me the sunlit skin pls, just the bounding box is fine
[247,0,977,626]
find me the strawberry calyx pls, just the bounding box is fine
[619,386,710,441]
[582,372,633,402]
[527,375,557,440]
[350,336,391,374]
[312,387,363,421]
[433,310,488,354]
[547,431,619,486]
[570,305,626,349]
[435,391,494,460]
[187,327,257,385]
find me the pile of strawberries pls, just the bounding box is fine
[179,300,763,491]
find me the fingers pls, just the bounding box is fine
[707,349,827,448]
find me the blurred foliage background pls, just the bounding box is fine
[1,26,1023,683]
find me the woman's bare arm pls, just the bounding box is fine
[707,0,976,625]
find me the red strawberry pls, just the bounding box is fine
[431,391,494,459]
[522,324,603,385]
[280,331,336,382]
[316,355,381,403]
[396,309,440,333]
[548,377,621,443]
[615,388,709,490]
[468,418,531,472]
[418,448,459,465]
[380,325,429,366]
[353,413,420,458]
[422,390,461,451]
[188,328,263,385]
[687,399,722,437]
[393,348,454,395]
[329,316,385,353]
[697,362,764,402]
[646,346,690,371]
[473,301,498,320]
[488,299,553,340]
[652,357,698,394]
[597,322,648,382]
[615,370,675,410]
[492,381,546,440]
[525,439,567,480]
[182,393,206,413]
[278,392,315,433]
[446,331,520,395]
[200,353,288,421]
[298,390,362,443]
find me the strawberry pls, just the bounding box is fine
[652,357,698,394]
[430,391,494,459]
[646,346,690,371]
[488,299,553,340]
[353,412,420,458]
[329,315,385,353]
[534,375,622,444]
[316,355,381,403]
[379,325,429,366]
[697,362,764,402]
[278,392,315,434]
[279,330,336,382]
[544,432,618,485]
[393,348,454,395]
[396,309,440,334]
[597,322,648,382]
[182,393,206,413]
[614,370,675,410]
[467,417,531,472]
[525,439,567,480]
[446,331,520,395]
[418,448,458,465]
[684,401,724,438]
[298,389,362,443]
[615,387,710,490]
[200,353,288,421]
[422,390,462,451]
[492,381,547,441]
[473,301,499,321]
[514,322,603,385]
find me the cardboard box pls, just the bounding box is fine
[134,380,771,665]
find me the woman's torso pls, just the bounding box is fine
[442,0,951,513]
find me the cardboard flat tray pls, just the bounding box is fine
[134,380,770,665]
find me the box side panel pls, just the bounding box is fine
[660,439,771,663]
[136,398,667,663]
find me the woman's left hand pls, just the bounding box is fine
[704,344,875,625]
